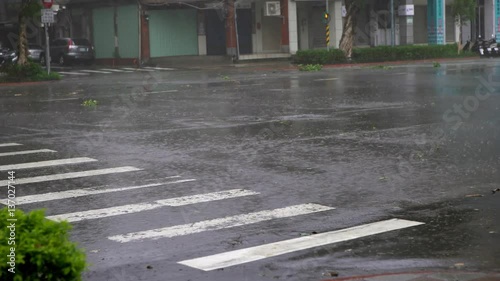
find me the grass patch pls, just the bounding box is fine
[298,64,323,71]
[82,99,98,108]
[433,61,441,68]
[0,62,61,83]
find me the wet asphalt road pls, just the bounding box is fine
[0,60,499,280]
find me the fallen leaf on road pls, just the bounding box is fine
[453,263,465,269]
[322,271,339,277]
[465,194,483,198]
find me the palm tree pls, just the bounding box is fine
[17,0,41,65]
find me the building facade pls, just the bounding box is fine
[0,0,498,63]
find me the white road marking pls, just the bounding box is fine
[0,166,142,187]
[40,98,79,102]
[0,157,97,171]
[80,70,113,74]
[122,68,155,72]
[144,67,175,71]
[108,203,335,243]
[314,78,338,81]
[145,90,178,94]
[100,69,134,73]
[391,72,407,75]
[0,149,56,157]
[0,143,22,148]
[178,218,425,271]
[58,72,89,76]
[48,189,259,222]
[0,177,192,205]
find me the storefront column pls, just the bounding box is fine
[427,0,445,44]
[281,0,290,52]
[226,0,237,56]
[288,0,298,54]
[495,0,500,39]
[399,0,414,45]
[333,0,342,48]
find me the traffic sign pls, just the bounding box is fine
[42,0,53,9]
[41,9,54,24]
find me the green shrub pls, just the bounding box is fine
[298,64,323,71]
[293,49,347,65]
[292,44,477,65]
[0,62,61,82]
[0,208,87,281]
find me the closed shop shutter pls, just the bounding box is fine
[149,9,198,57]
[92,5,139,59]
[92,7,114,59]
[117,5,139,58]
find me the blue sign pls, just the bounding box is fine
[427,0,445,44]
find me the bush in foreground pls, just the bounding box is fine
[0,61,60,83]
[0,208,87,281]
[292,44,477,65]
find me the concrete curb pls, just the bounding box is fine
[321,271,500,281]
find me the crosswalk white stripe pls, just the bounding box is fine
[0,149,56,157]
[178,219,425,271]
[144,67,175,71]
[48,189,259,222]
[108,203,335,243]
[0,157,97,171]
[0,143,22,147]
[0,166,142,187]
[0,177,192,205]
[80,70,113,74]
[58,72,89,76]
[100,69,134,73]
[121,68,155,72]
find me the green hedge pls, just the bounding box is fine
[0,208,87,281]
[0,61,61,83]
[292,44,477,65]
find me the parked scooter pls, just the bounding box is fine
[478,35,499,58]
[0,48,17,66]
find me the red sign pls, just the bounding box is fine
[42,0,53,9]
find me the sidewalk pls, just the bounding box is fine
[322,271,500,281]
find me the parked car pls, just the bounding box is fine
[40,38,95,66]
[28,44,43,62]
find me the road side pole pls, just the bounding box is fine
[45,24,50,74]
[326,0,329,51]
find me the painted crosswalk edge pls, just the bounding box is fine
[0,143,22,147]
[0,166,142,187]
[47,189,259,222]
[0,149,56,157]
[0,157,97,171]
[108,203,335,243]
[0,178,193,205]
[178,218,424,271]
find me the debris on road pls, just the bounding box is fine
[465,194,484,198]
[323,271,339,277]
[492,188,500,194]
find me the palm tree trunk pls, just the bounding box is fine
[17,11,29,65]
[339,0,360,59]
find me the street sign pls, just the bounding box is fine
[42,0,53,9]
[41,9,54,24]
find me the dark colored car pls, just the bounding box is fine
[40,38,95,66]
